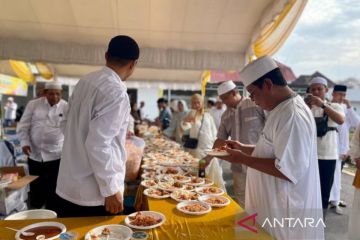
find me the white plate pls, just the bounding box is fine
[198,195,230,207]
[157,166,184,175]
[170,190,200,202]
[187,177,205,186]
[143,188,170,199]
[205,150,229,157]
[15,221,66,240]
[84,224,132,240]
[155,174,174,183]
[176,201,211,215]
[141,173,156,180]
[140,179,158,188]
[125,211,166,230]
[157,182,184,192]
[0,179,12,188]
[141,164,158,170]
[183,185,196,192]
[171,175,191,184]
[200,179,214,187]
[195,186,224,196]
[5,209,57,220]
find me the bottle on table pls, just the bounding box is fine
[198,159,206,178]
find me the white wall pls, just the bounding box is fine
[137,87,160,121]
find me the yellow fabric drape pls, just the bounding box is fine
[9,60,35,83]
[200,70,211,96]
[252,0,308,58]
[35,62,53,80]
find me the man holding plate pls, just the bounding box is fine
[207,80,265,207]
[220,56,324,240]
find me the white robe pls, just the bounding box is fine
[348,123,360,239]
[330,106,360,204]
[246,95,324,240]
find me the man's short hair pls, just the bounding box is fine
[157,98,167,104]
[252,68,287,89]
[106,35,140,67]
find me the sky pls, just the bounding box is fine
[274,0,360,82]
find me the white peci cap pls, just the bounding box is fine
[217,81,236,96]
[240,56,278,87]
[7,97,14,101]
[309,77,327,87]
[45,82,62,90]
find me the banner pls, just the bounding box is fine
[0,74,28,96]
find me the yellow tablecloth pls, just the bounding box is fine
[0,216,156,239]
[135,185,272,240]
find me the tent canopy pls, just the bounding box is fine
[0,0,307,87]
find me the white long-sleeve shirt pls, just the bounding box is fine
[56,67,130,206]
[16,97,67,162]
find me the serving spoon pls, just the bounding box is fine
[5,227,35,236]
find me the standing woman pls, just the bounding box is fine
[348,123,360,240]
[181,94,217,159]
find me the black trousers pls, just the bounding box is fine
[28,158,60,210]
[318,159,336,209]
[53,194,120,218]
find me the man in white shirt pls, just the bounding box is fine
[55,35,139,217]
[329,85,359,214]
[17,82,67,209]
[3,97,17,127]
[306,77,345,217]
[207,81,265,207]
[209,97,226,129]
[221,56,324,239]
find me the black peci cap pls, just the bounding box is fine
[107,35,140,60]
[333,84,347,93]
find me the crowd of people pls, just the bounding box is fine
[152,57,360,239]
[2,34,360,239]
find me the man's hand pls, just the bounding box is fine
[220,148,248,164]
[308,95,324,108]
[355,158,360,170]
[105,192,123,214]
[224,140,243,150]
[340,154,348,161]
[204,155,213,168]
[22,146,31,156]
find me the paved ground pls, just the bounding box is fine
[221,160,356,240]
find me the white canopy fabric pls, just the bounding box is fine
[0,0,307,86]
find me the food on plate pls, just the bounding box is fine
[171,190,199,201]
[101,227,110,235]
[157,182,183,191]
[191,177,203,183]
[172,175,191,183]
[145,188,170,197]
[161,167,180,174]
[19,226,62,240]
[181,203,208,212]
[213,145,228,152]
[203,196,228,205]
[129,212,162,227]
[184,185,196,191]
[198,187,223,194]
[141,179,158,187]
[141,172,156,179]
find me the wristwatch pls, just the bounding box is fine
[320,103,326,109]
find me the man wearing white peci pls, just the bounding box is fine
[220,56,324,240]
[206,80,265,207]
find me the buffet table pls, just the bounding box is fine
[0,133,272,239]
